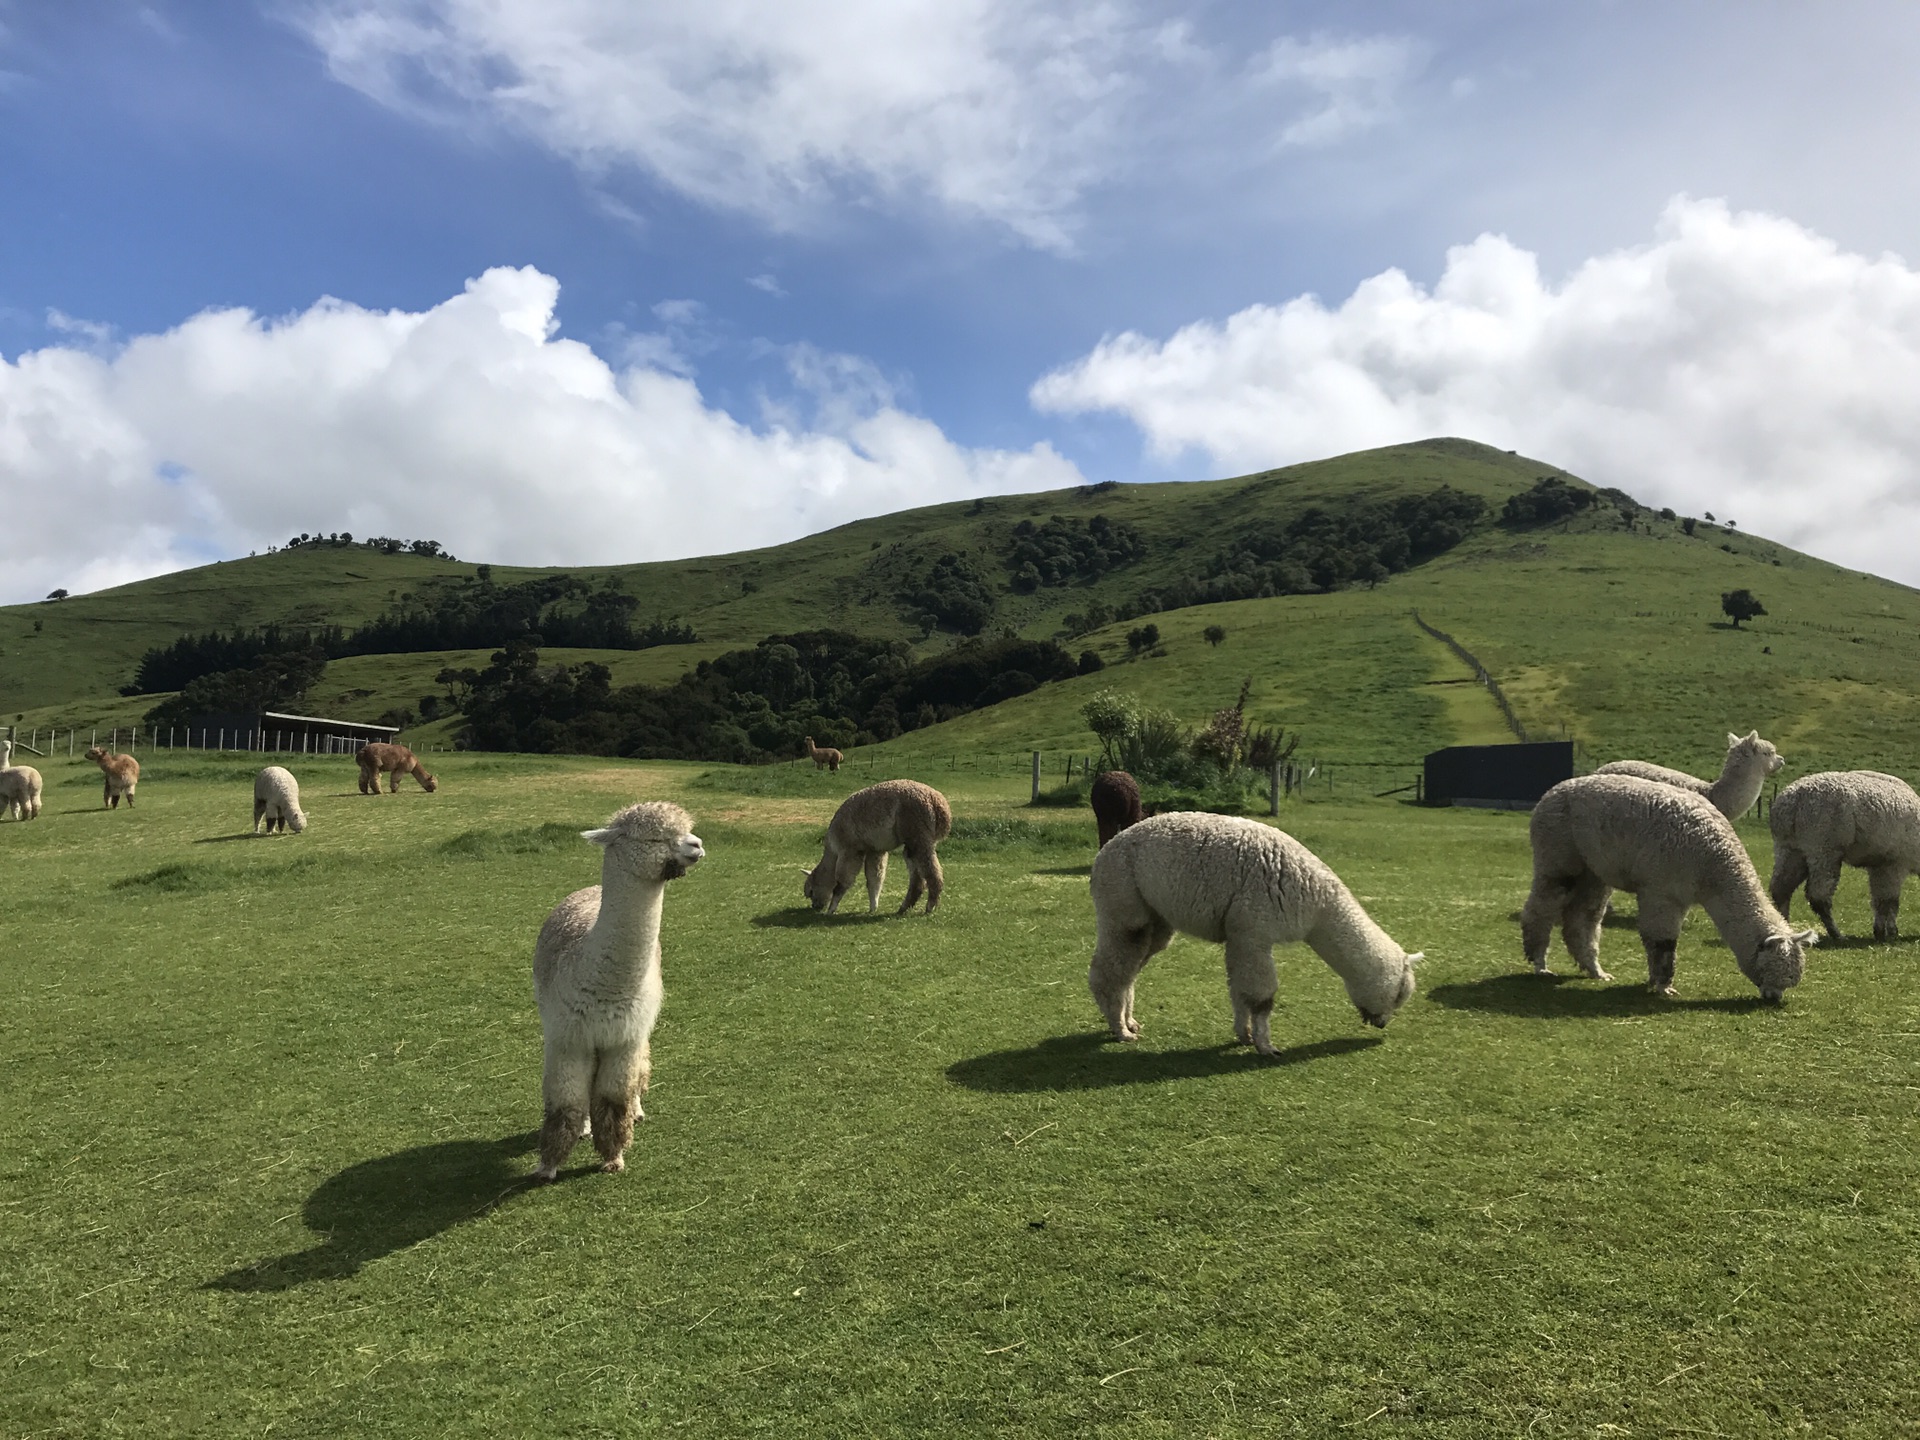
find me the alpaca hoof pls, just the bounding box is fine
[533,1166,559,1183]
[599,1157,625,1174]
[1760,988,1785,1003]
[1650,983,1676,997]
[1587,968,1613,983]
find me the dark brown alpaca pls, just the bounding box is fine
[357,741,438,794]
[1091,770,1144,848]
[803,736,843,773]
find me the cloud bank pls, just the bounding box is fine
[1035,197,1920,584]
[298,0,1417,249]
[0,267,1081,604]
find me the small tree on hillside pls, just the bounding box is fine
[1203,625,1226,647]
[1126,623,1160,656]
[1721,589,1766,628]
[1082,689,1139,770]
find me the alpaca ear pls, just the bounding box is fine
[1727,732,1742,748]
[581,827,614,847]
[1406,951,1425,967]
[1794,928,1820,948]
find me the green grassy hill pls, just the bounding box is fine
[5,436,1917,786]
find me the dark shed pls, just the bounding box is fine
[1424,741,1574,810]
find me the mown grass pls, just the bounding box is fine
[3,751,1917,1436]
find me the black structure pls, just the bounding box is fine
[1423,740,1574,810]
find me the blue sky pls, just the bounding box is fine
[5,1,1920,601]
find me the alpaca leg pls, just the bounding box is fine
[388,770,400,794]
[1805,856,1844,940]
[1561,873,1614,982]
[1520,877,1571,973]
[920,847,944,914]
[865,852,888,912]
[536,1042,593,1181]
[1867,864,1905,942]
[254,799,267,835]
[1090,908,1170,1042]
[1224,934,1279,1055]
[589,1043,642,1175]
[1769,845,1809,920]
[1637,894,1688,996]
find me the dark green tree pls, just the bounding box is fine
[1721,589,1766,628]
[1203,625,1226,647]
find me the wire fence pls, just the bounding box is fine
[0,724,454,759]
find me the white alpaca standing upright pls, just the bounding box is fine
[532,801,705,1181]
[1596,731,1783,821]
[1088,812,1422,1055]
[0,739,42,821]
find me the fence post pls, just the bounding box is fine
[1269,762,1281,816]
[1030,750,1041,802]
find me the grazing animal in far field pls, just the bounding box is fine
[532,802,705,1181]
[1089,812,1421,1055]
[1090,770,1144,848]
[253,766,308,834]
[357,741,437,795]
[803,736,843,773]
[83,746,140,809]
[804,779,951,915]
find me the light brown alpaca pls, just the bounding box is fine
[803,779,952,916]
[357,741,438,795]
[803,735,843,773]
[83,746,140,808]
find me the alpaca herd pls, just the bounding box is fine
[10,717,1913,1186]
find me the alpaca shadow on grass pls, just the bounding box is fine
[207,1131,542,1292]
[1425,972,1778,1020]
[193,833,271,845]
[947,1031,1381,1093]
[1033,864,1093,877]
[1503,906,1640,930]
[749,907,895,929]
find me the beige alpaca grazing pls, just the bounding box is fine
[83,746,140,808]
[803,779,952,915]
[532,802,705,1181]
[357,741,437,794]
[803,736,843,772]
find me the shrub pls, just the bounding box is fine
[1078,650,1105,675]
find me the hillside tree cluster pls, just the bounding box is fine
[1006,514,1145,592]
[462,631,1086,759]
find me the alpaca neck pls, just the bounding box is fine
[1700,862,1782,966]
[591,862,666,986]
[1707,758,1766,817]
[1305,890,1393,982]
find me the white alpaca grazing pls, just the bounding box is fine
[1523,774,1817,999]
[0,740,42,821]
[1769,770,1920,941]
[252,766,307,834]
[1088,812,1421,1055]
[532,801,704,1181]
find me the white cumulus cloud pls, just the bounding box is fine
[1033,197,1920,584]
[0,266,1083,604]
[296,0,1417,249]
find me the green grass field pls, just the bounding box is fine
[4,751,1917,1436]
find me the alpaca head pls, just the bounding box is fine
[1349,949,1422,1029]
[1726,730,1783,776]
[585,801,703,882]
[802,856,836,910]
[84,746,109,764]
[286,808,308,834]
[1744,927,1817,1001]
[416,766,439,793]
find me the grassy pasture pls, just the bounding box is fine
[4,752,1918,1436]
